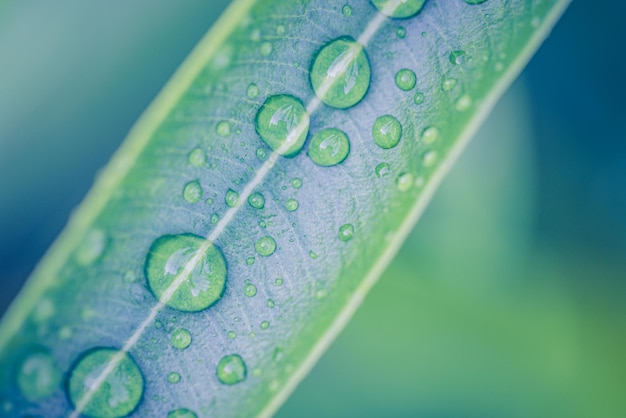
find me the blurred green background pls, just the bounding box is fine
[0,1,624,417]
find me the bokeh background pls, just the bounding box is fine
[1,1,624,417]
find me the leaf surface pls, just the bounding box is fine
[0,0,569,416]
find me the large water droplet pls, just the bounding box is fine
[255,236,277,257]
[216,354,247,385]
[371,0,426,18]
[395,68,416,91]
[310,37,371,109]
[75,229,106,266]
[67,348,144,418]
[168,408,198,418]
[171,328,192,349]
[16,349,61,402]
[255,95,309,157]
[248,192,265,209]
[183,181,203,203]
[372,115,402,149]
[307,128,350,166]
[145,234,227,312]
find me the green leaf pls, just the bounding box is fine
[0,0,569,416]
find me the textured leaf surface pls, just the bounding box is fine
[0,0,569,416]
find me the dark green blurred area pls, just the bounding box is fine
[0,1,624,417]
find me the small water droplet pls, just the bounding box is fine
[342,4,353,16]
[244,283,257,297]
[216,120,232,137]
[274,278,284,286]
[256,147,268,161]
[442,78,457,91]
[309,250,318,259]
[227,331,237,340]
[248,192,265,209]
[59,326,73,340]
[266,299,275,308]
[455,94,472,111]
[310,37,371,109]
[255,94,309,157]
[395,68,416,91]
[372,115,402,149]
[285,199,299,212]
[315,289,327,299]
[167,372,181,384]
[371,0,426,18]
[246,256,255,265]
[307,128,350,166]
[146,234,227,312]
[225,189,240,208]
[171,328,192,349]
[260,42,273,56]
[375,162,391,178]
[75,229,107,266]
[273,347,284,362]
[396,26,406,38]
[338,224,355,242]
[396,172,414,192]
[290,178,303,189]
[16,349,61,401]
[168,408,198,418]
[422,150,438,167]
[210,213,220,225]
[67,348,144,417]
[255,236,277,257]
[449,50,466,65]
[421,126,440,145]
[414,92,425,104]
[260,321,270,330]
[183,180,203,203]
[276,24,286,35]
[188,148,206,167]
[216,354,247,385]
[247,83,260,99]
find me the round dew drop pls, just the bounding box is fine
[145,234,227,312]
[395,69,417,91]
[414,92,425,104]
[464,0,487,4]
[216,120,232,137]
[67,348,144,418]
[375,162,391,178]
[338,224,355,242]
[183,180,203,203]
[255,236,277,257]
[260,320,270,329]
[285,199,299,212]
[216,354,247,385]
[342,4,353,16]
[310,37,371,109]
[290,178,303,188]
[421,126,440,145]
[171,328,192,349]
[167,372,181,384]
[442,78,457,91]
[255,94,309,157]
[188,148,206,167]
[396,26,406,38]
[396,172,414,192]
[16,350,61,402]
[168,409,198,418]
[225,189,240,208]
[260,42,273,56]
[244,283,257,297]
[372,115,402,149]
[247,83,259,98]
[449,50,466,65]
[307,128,350,166]
[423,150,438,167]
[371,0,426,18]
[248,192,265,209]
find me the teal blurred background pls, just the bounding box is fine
[0,1,624,417]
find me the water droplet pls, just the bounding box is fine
[338,224,355,242]
[246,256,255,265]
[59,326,73,340]
[248,192,265,209]
[67,348,144,417]
[216,354,247,385]
[210,213,219,225]
[167,409,197,418]
[244,284,257,297]
[442,78,457,91]
[275,278,284,286]
[75,229,106,266]
[171,328,192,349]
[421,126,440,145]
[285,199,299,212]
[310,37,371,109]
[266,299,275,308]
[396,172,414,192]
[414,92,425,104]
[290,178,303,189]
[255,236,277,257]
[307,128,350,166]
[260,321,270,330]
[342,4,353,16]
[227,331,237,340]
[309,250,318,259]
[260,42,273,56]
[276,24,286,35]
[256,147,268,160]
[255,94,309,157]
[395,68,416,91]
[455,94,472,111]
[449,50,466,65]
[32,298,54,323]
[371,0,426,18]
[16,349,61,401]
[422,150,438,167]
[183,180,203,203]
[396,26,406,38]
[167,372,181,384]
[464,0,487,4]
[247,83,260,99]
[372,115,402,149]
[188,148,206,167]
[216,120,232,137]
[375,162,391,178]
[146,234,227,312]
[315,289,327,299]
[225,189,240,208]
